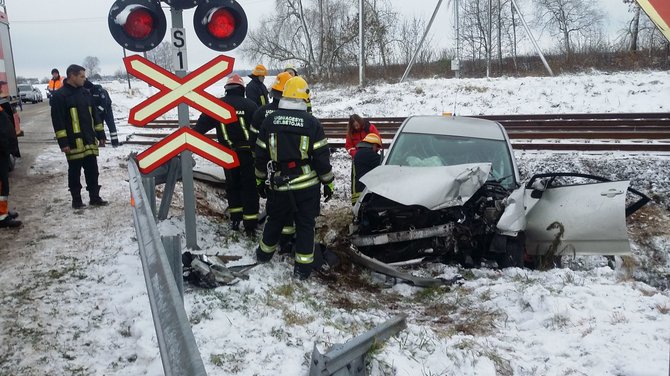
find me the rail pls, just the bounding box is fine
[124,113,670,152]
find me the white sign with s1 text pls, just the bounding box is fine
[171,27,187,71]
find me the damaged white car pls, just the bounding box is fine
[350,116,649,269]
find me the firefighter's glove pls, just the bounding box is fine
[256,178,267,199]
[323,182,334,202]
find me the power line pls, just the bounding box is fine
[12,17,104,24]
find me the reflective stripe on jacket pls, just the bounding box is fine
[50,84,105,160]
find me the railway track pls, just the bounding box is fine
[123,113,670,152]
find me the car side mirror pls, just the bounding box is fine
[530,189,543,199]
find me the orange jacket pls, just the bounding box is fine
[48,77,63,92]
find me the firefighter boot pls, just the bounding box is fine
[0,216,22,228]
[89,185,109,206]
[293,264,311,281]
[71,191,86,209]
[255,245,274,263]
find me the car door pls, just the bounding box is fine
[524,180,631,256]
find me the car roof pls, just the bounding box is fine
[400,115,506,140]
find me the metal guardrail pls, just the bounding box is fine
[128,158,207,376]
[309,315,408,376]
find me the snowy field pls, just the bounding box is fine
[1,69,669,375]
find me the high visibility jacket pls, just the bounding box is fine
[50,84,105,160]
[48,77,63,92]
[255,108,333,191]
[192,87,258,150]
[245,76,269,108]
[345,122,380,158]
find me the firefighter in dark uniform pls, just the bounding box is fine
[84,79,120,147]
[251,72,295,250]
[192,74,259,235]
[245,64,269,107]
[352,133,383,205]
[50,64,108,209]
[254,76,334,280]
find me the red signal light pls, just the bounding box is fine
[193,0,247,51]
[207,8,235,39]
[124,8,154,40]
[108,0,167,52]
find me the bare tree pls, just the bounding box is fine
[534,0,604,57]
[242,0,400,78]
[82,56,100,76]
[146,41,173,71]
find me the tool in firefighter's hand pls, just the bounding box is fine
[256,178,267,198]
[323,182,334,202]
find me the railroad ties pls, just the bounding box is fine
[124,113,670,152]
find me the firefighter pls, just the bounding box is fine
[0,104,20,227]
[192,74,259,235]
[283,65,312,113]
[254,76,334,280]
[84,79,120,147]
[50,64,108,209]
[246,64,269,107]
[250,71,295,252]
[351,133,383,205]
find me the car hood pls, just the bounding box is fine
[359,163,492,210]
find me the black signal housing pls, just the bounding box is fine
[108,0,167,52]
[193,0,248,51]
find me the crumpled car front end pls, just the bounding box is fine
[351,163,516,265]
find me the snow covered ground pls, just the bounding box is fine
[1,69,669,375]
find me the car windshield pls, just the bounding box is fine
[385,132,516,189]
[18,85,32,91]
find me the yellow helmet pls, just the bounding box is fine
[282,76,310,100]
[251,64,267,76]
[362,133,382,147]
[272,72,293,92]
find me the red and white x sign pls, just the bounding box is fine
[124,54,237,126]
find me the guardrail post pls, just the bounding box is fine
[142,175,156,217]
[158,157,181,220]
[309,315,407,376]
[162,235,184,300]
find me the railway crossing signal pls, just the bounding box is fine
[136,127,239,174]
[123,54,237,126]
[108,0,248,52]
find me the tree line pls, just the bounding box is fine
[20,0,668,84]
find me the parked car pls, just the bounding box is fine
[18,84,43,103]
[350,115,649,268]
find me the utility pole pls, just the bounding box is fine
[359,0,365,86]
[486,0,492,78]
[454,0,460,79]
[400,0,446,83]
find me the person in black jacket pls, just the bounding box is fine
[254,76,334,280]
[0,104,21,227]
[192,74,259,235]
[352,133,383,205]
[245,64,269,107]
[50,64,108,209]
[251,71,294,251]
[84,79,119,147]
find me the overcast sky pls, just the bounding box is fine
[4,0,632,80]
